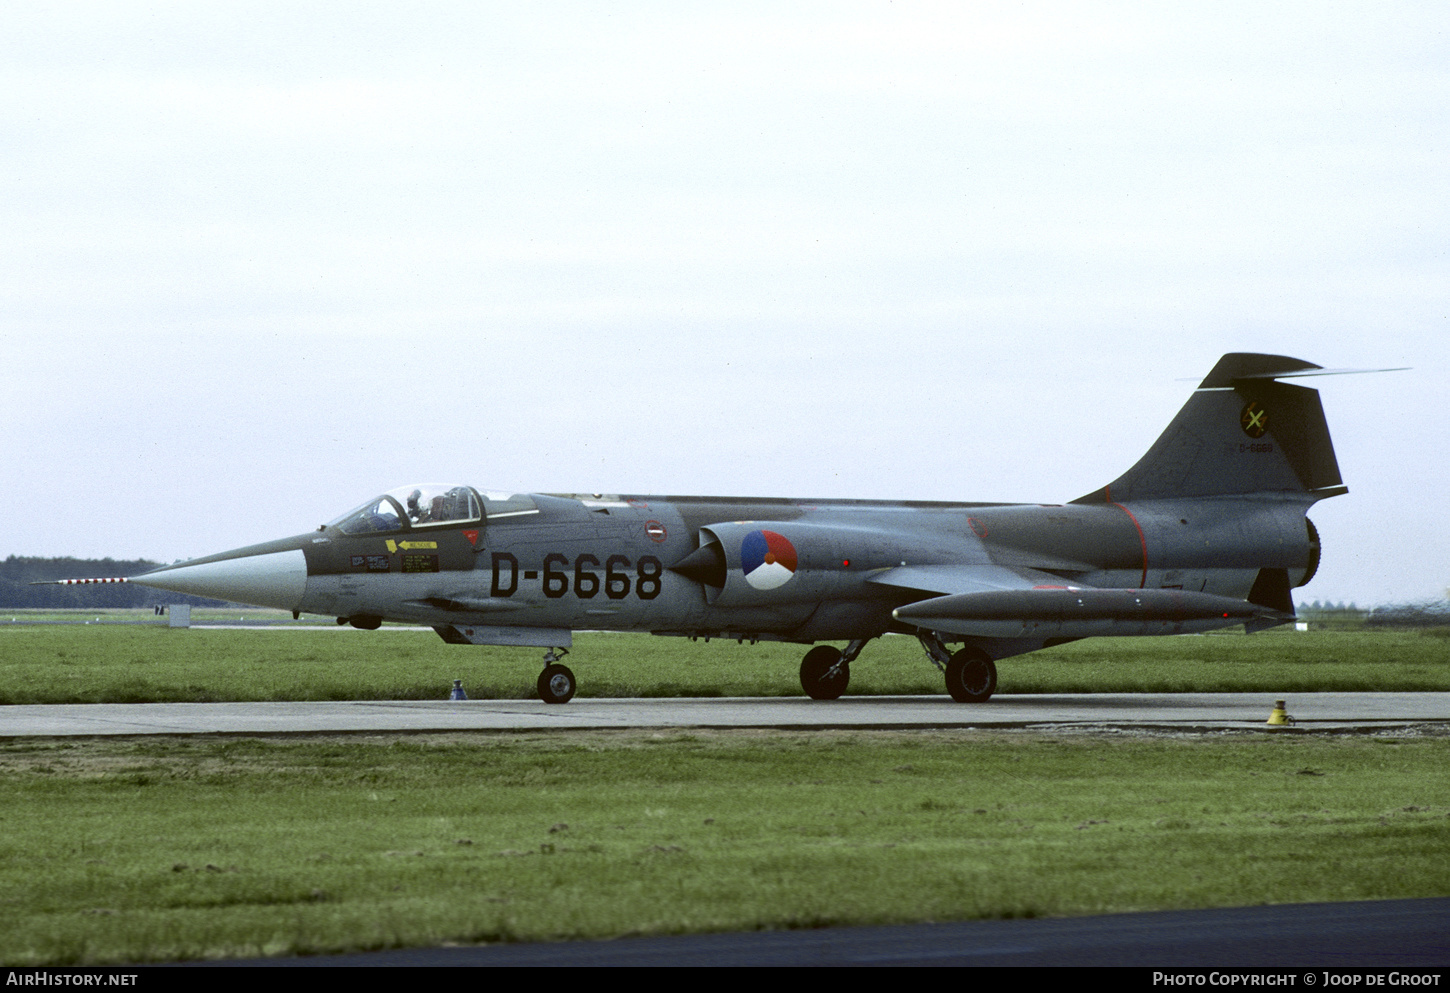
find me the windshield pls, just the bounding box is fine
[328,484,482,534]
[330,496,405,535]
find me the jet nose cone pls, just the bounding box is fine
[131,548,308,611]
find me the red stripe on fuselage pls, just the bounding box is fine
[1104,486,1148,588]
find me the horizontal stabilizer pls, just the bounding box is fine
[893,587,1290,639]
[1197,353,1323,387]
[1188,354,1408,386]
[1215,366,1409,381]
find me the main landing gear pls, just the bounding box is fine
[537,647,576,704]
[917,631,998,703]
[799,639,870,700]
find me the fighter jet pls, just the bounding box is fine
[101,353,1357,703]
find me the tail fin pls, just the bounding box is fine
[1072,353,1348,505]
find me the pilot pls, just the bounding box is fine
[406,489,429,524]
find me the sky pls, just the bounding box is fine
[3,2,1446,607]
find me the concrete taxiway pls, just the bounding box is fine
[1,692,1446,737]
[215,896,1450,967]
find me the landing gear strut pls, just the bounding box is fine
[799,638,870,700]
[917,631,997,703]
[537,647,576,704]
[915,630,953,672]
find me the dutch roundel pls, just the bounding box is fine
[741,530,798,590]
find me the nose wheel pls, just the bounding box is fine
[537,648,576,704]
[800,646,849,700]
[799,638,870,700]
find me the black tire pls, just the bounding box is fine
[537,663,577,704]
[800,645,849,700]
[945,649,997,703]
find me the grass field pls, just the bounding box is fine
[1,617,1446,964]
[2,729,1447,964]
[0,616,1447,703]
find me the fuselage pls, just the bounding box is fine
[133,485,1318,653]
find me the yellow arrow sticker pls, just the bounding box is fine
[386,540,439,553]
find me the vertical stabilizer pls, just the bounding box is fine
[1072,353,1348,505]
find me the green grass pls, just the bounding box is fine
[0,622,1447,704]
[1000,629,1450,694]
[1,730,1446,964]
[4,618,1445,964]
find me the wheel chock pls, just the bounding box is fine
[1266,699,1294,726]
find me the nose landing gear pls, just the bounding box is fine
[799,638,870,700]
[537,647,576,704]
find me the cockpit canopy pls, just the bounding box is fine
[330,484,482,535]
[327,485,537,535]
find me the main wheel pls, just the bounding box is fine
[945,649,997,703]
[537,663,577,704]
[800,645,850,700]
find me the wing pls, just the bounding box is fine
[866,563,1075,598]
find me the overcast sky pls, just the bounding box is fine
[3,2,1445,606]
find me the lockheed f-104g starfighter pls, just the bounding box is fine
[90,353,1361,704]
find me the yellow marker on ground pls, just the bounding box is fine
[1267,699,1294,726]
